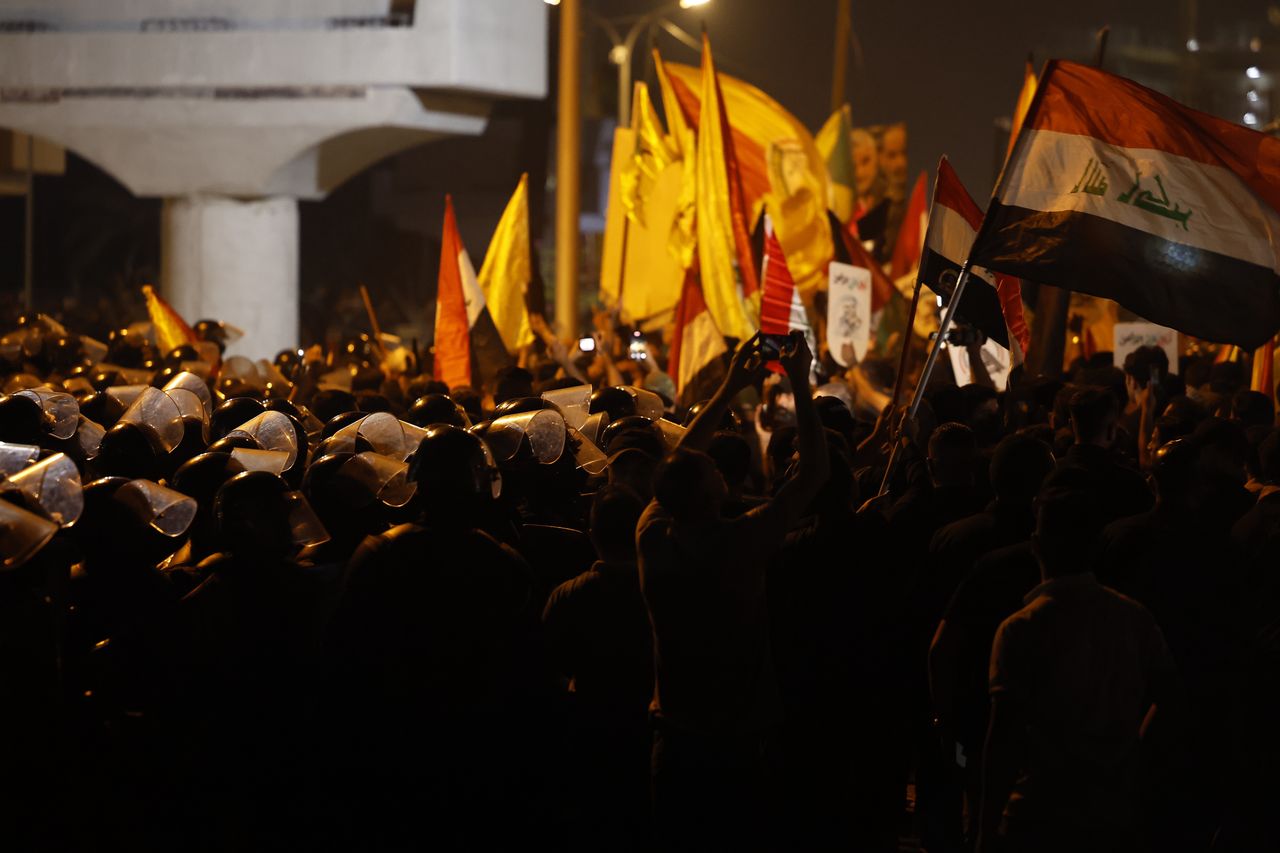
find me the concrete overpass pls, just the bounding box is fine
[0,0,547,356]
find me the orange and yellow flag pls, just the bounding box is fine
[142,284,197,353]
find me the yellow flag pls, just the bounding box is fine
[665,59,833,296]
[477,174,534,353]
[694,34,757,342]
[1006,59,1038,162]
[653,50,698,271]
[619,82,678,229]
[142,284,197,353]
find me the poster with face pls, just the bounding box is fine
[827,261,871,367]
[851,122,909,258]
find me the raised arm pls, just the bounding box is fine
[768,332,830,524]
[678,332,763,453]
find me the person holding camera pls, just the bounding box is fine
[638,331,829,851]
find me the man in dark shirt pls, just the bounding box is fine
[638,332,828,851]
[1058,386,1153,525]
[543,485,653,851]
[979,475,1178,853]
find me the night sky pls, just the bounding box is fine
[607,0,1274,195]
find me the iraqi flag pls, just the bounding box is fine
[434,195,510,389]
[970,59,1280,349]
[669,254,729,407]
[920,156,1030,356]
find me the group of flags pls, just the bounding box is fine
[144,47,1280,407]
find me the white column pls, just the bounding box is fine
[161,194,299,359]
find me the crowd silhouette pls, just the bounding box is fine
[0,310,1277,853]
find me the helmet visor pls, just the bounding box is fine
[117,386,185,452]
[283,490,331,556]
[541,385,593,430]
[487,409,567,465]
[226,411,299,469]
[568,427,609,475]
[0,499,58,570]
[344,452,418,508]
[229,447,292,476]
[15,388,80,440]
[625,386,666,421]
[162,371,213,419]
[0,441,41,477]
[115,479,198,538]
[4,453,83,527]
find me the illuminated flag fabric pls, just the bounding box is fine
[619,82,679,230]
[817,104,857,224]
[664,55,833,296]
[478,174,534,354]
[971,59,1280,349]
[652,50,697,271]
[693,33,759,342]
[1005,59,1038,163]
[889,171,928,281]
[1253,337,1276,403]
[920,156,1030,355]
[758,212,815,372]
[142,284,198,353]
[434,195,509,389]
[669,254,728,406]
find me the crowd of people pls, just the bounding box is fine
[0,308,1277,853]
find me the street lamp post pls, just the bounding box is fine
[549,0,710,339]
[593,0,711,127]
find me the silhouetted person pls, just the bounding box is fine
[325,425,540,851]
[542,485,653,851]
[978,474,1179,853]
[924,432,1055,850]
[1058,386,1153,524]
[639,333,828,852]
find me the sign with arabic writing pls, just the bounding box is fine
[1113,321,1180,371]
[827,262,871,367]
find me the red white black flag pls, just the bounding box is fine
[970,59,1280,349]
[920,156,1030,356]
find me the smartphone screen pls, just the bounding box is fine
[578,336,595,353]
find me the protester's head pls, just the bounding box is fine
[959,384,1001,448]
[1151,438,1198,507]
[1191,416,1250,491]
[493,366,534,406]
[765,425,798,487]
[990,432,1055,507]
[607,447,657,501]
[1209,360,1247,395]
[1069,386,1119,447]
[927,422,976,489]
[654,447,725,524]
[449,386,484,422]
[1231,389,1275,430]
[1032,467,1106,578]
[814,429,857,513]
[706,431,753,497]
[588,485,644,564]
[1122,345,1170,388]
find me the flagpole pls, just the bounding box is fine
[887,280,922,411]
[876,261,973,497]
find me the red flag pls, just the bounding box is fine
[889,171,929,281]
[434,196,472,388]
[669,253,728,404]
